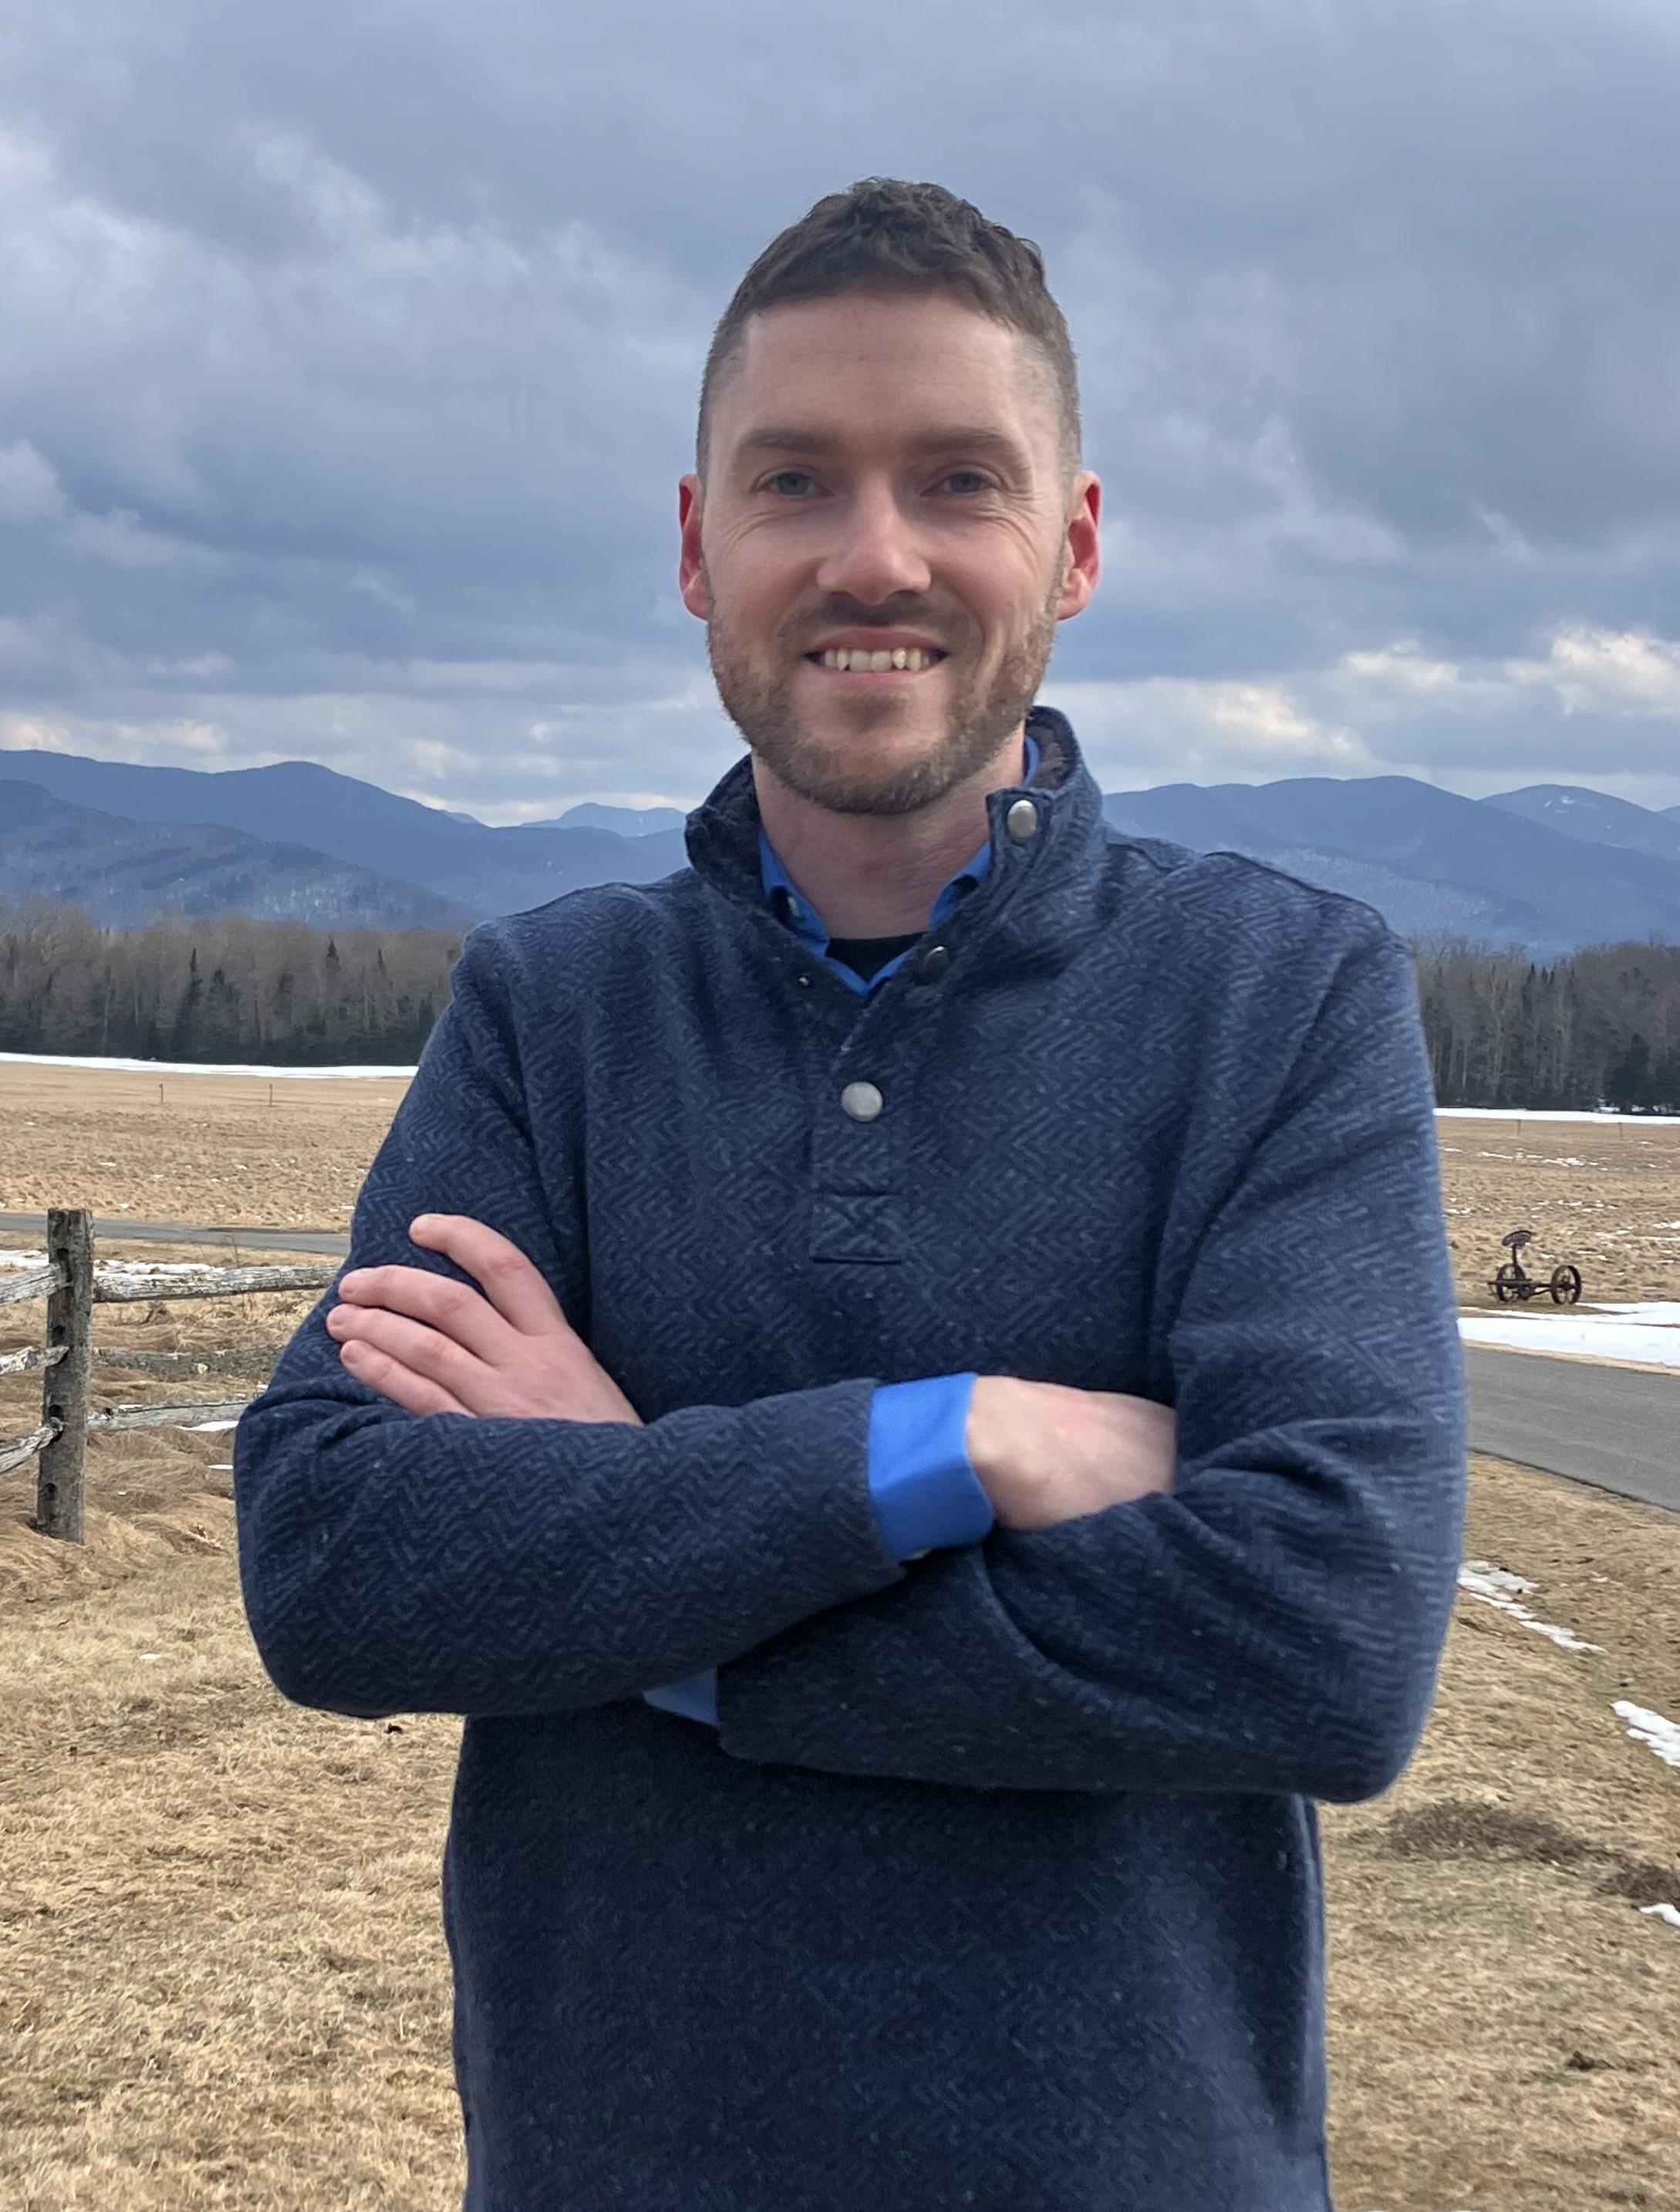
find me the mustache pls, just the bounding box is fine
[788,606,965,649]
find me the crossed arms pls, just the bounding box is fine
[233,922,1468,1798]
[322,1211,1179,1533]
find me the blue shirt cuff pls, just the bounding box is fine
[866,1373,993,1561]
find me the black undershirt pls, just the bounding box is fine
[825,933,923,984]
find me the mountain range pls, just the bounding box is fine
[3,744,1679,955]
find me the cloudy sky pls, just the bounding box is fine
[4,0,1680,822]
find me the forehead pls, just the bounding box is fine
[715,291,1053,462]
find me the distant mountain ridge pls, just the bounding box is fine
[543,801,688,836]
[0,778,473,930]
[3,744,1680,954]
[1483,784,1680,865]
[0,748,687,919]
[1101,776,1680,955]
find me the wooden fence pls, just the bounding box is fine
[0,1207,334,1542]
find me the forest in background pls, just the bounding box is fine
[3,900,1680,1109]
[0,903,461,1065]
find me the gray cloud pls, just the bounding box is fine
[4,0,1680,814]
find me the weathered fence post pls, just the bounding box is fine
[36,1207,93,1543]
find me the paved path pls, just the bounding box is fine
[0,1211,350,1258]
[5,1212,1675,1512]
[1464,1344,1678,1513]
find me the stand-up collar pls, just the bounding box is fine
[684,705,1108,974]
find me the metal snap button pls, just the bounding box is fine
[840,1081,884,1123]
[913,945,950,984]
[1005,799,1039,844]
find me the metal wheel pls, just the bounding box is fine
[1493,1264,1523,1305]
[1549,1264,1583,1305]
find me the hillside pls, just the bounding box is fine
[6,745,1680,951]
[0,781,472,932]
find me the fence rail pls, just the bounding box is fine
[0,1265,66,1310]
[0,1209,334,1542]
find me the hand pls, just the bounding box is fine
[965,1377,1176,1533]
[325,1214,643,1425]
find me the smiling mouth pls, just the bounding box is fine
[805,647,946,675]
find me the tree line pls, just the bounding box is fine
[0,902,462,1065]
[2,900,1679,1107]
[1413,937,1680,1111]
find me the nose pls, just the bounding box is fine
[812,477,933,604]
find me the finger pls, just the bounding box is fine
[403,1214,572,1337]
[329,1302,490,1400]
[336,1336,471,1418]
[334,1261,512,1365]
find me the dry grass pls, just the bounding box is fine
[1322,1457,1680,2211]
[1,1541,463,2211]
[0,1060,405,1231]
[0,1460,1674,2210]
[2,1068,1679,2207]
[1442,1113,1680,1309]
[3,1064,1680,1311]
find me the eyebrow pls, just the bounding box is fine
[734,424,1032,471]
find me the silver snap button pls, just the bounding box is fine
[1005,799,1038,844]
[841,1081,884,1123]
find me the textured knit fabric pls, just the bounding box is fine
[644,1370,987,1724]
[643,755,1049,1731]
[233,703,1467,2212]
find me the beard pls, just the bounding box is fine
[704,568,1062,818]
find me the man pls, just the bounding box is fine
[235,178,1466,2210]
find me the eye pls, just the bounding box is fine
[938,470,993,495]
[763,470,818,496]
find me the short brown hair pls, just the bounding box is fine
[697,177,1081,483]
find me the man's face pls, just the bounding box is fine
[678,290,1100,816]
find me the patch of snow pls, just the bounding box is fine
[187,1419,240,1432]
[1462,1562,1535,1596]
[0,1050,415,1079]
[1613,1700,1680,1769]
[1640,1903,1680,1929]
[1438,1106,1680,1126]
[1457,1562,1601,1651]
[1460,1304,1680,1369]
[1,1249,285,1283]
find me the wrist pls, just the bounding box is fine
[964,1376,1028,1515]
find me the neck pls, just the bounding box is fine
[752,724,1028,939]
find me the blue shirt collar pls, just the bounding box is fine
[757,728,1041,960]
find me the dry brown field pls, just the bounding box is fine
[2,1062,1678,2210]
[5,1059,1680,1307]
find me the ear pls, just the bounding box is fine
[1056,471,1101,621]
[678,474,710,620]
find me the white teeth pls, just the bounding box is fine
[818,647,940,671]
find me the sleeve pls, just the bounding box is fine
[643,1372,990,1727]
[711,924,1469,1801]
[232,921,908,1721]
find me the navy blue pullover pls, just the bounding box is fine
[234,704,1467,2211]
[644,727,1042,1725]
